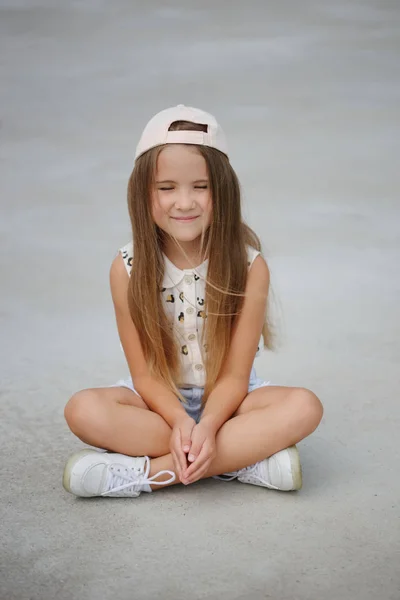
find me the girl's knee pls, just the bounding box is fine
[292,387,323,430]
[64,389,101,436]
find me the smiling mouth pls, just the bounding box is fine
[171,216,199,221]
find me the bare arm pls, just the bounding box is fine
[109,253,187,428]
[200,255,270,431]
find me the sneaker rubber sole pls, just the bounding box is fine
[287,445,303,490]
[62,448,97,494]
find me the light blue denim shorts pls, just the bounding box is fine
[111,366,271,424]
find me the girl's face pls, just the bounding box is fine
[151,144,212,255]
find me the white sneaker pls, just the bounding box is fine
[63,449,175,497]
[215,446,302,491]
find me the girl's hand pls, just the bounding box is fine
[182,418,217,485]
[169,415,196,482]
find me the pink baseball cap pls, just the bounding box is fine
[135,104,228,160]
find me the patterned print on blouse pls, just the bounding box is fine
[121,249,133,269]
[118,242,262,387]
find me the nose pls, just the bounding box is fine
[174,189,195,211]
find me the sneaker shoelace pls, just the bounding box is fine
[101,456,175,496]
[213,472,238,482]
[239,462,279,490]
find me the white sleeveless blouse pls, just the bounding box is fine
[119,242,261,388]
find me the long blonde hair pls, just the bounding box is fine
[127,120,272,403]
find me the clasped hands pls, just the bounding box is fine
[169,414,217,485]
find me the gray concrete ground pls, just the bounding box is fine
[1,1,399,599]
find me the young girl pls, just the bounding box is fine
[63,105,323,498]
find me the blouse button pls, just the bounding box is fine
[195,364,204,371]
[184,275,193,285]
[186,307,195,315]
[188,333,196,341]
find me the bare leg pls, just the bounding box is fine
[149,386,323,488]
[65,385,323,488]
[64,387,172,457]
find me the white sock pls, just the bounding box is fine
[141,483,152,493]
